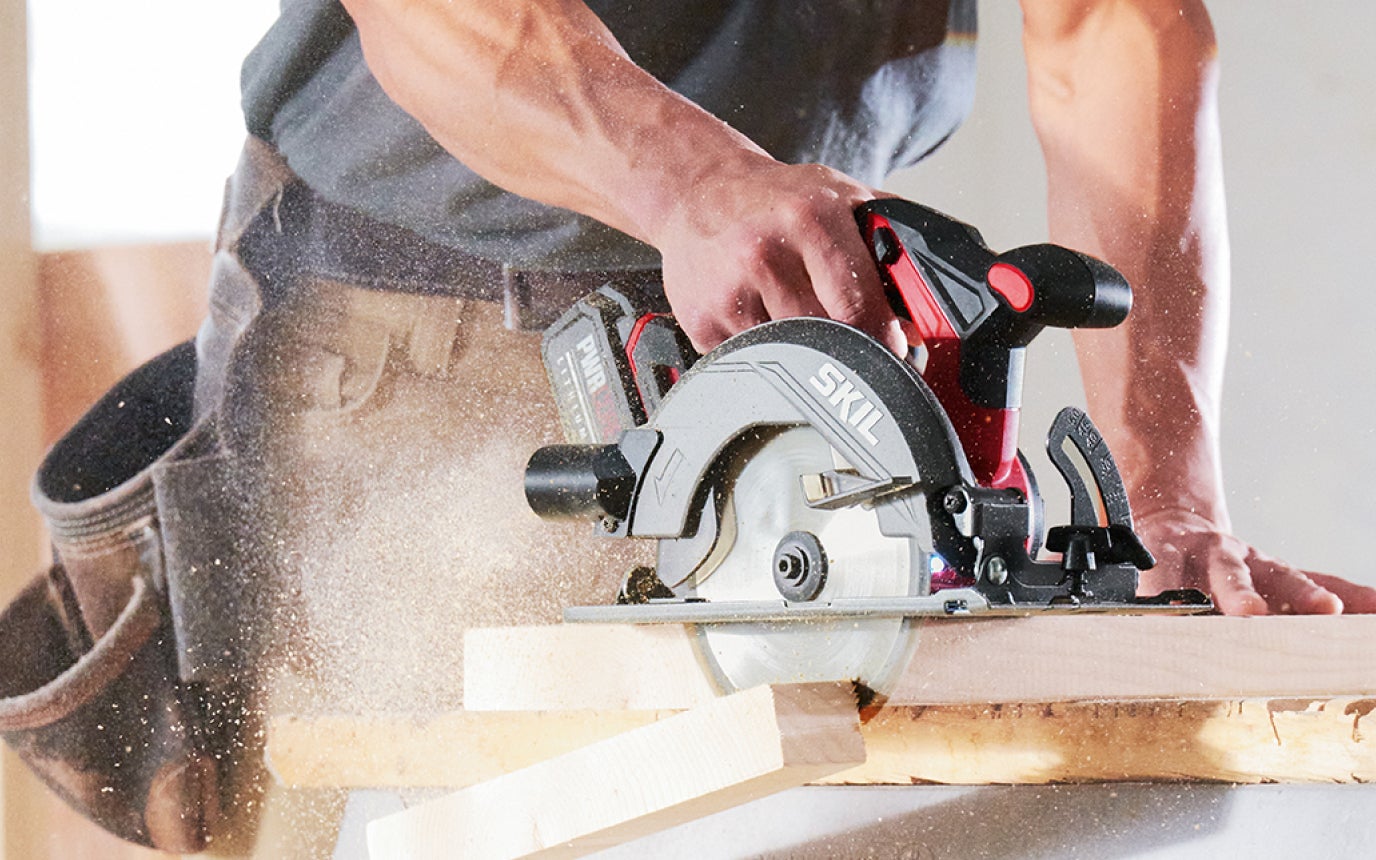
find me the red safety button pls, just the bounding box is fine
[987,262,1035,312]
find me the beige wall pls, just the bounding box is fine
[1,1,47,857]
[1,3,206,857]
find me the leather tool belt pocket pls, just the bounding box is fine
[0,342,218,853]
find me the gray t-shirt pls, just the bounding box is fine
[242,1,976,272]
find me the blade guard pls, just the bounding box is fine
[611,318,971,544]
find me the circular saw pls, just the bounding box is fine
[525,197,1212,698]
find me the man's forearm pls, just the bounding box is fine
[340,0,767,247]
[1021,0,1231,526]
[339,0,904,353]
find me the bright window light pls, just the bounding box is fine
[28,1,279,249]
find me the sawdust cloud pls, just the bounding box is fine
[239,321,651,719]
[265,432,646,715]
[193,299,652,853]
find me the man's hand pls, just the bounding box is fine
[1022,0,1376,615]
[653,158,905,354]
[1017,1,1376,615]
[1135,509,1376,615]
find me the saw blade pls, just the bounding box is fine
[686,425,923,693]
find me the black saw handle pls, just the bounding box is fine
[857,198,1131,486]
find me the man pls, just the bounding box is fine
[312,0,1375,614]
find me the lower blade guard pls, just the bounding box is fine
[685,427,924,694]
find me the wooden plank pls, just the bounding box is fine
[267,710,669,790]
[888,615,1376,706]
[464,616,1376,710]
[364,683,864,860]
[266,696,1376,790]
[268,617,1376,792]
[831,698,1376,785]
[464,623,719,711]
[258,617,1373,792]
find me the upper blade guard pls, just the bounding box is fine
[626,317,972,549]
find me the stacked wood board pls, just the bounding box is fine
[264,615,1376,858]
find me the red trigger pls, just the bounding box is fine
[987,263,1035,313]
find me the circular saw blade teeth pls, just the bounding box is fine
[689,426,925,693]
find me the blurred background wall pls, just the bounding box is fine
[26,0,277,440]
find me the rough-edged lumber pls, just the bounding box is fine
[364,683,864,860]
[464,616,1376,710]
[265,615,1376,794]
[266,697,1376,790]
[831,698,1376,785]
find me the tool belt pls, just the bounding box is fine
[0,343,217,852]
[228,137,661,333]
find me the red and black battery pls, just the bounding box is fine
[541,283,697,445]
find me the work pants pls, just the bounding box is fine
[5,136,652,856]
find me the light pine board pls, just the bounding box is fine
[464,616,1376,710]
[266,615,1375,791]
[832,698,1376,785]
[364,683,864,860]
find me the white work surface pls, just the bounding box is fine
[333,784,1376,859]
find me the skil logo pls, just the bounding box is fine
[808,363,883,446]
[575,334,608,393]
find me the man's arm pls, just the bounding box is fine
[1020,0,1376,613]
[339,0,906,355]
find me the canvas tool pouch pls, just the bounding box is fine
[0,341,218,853]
